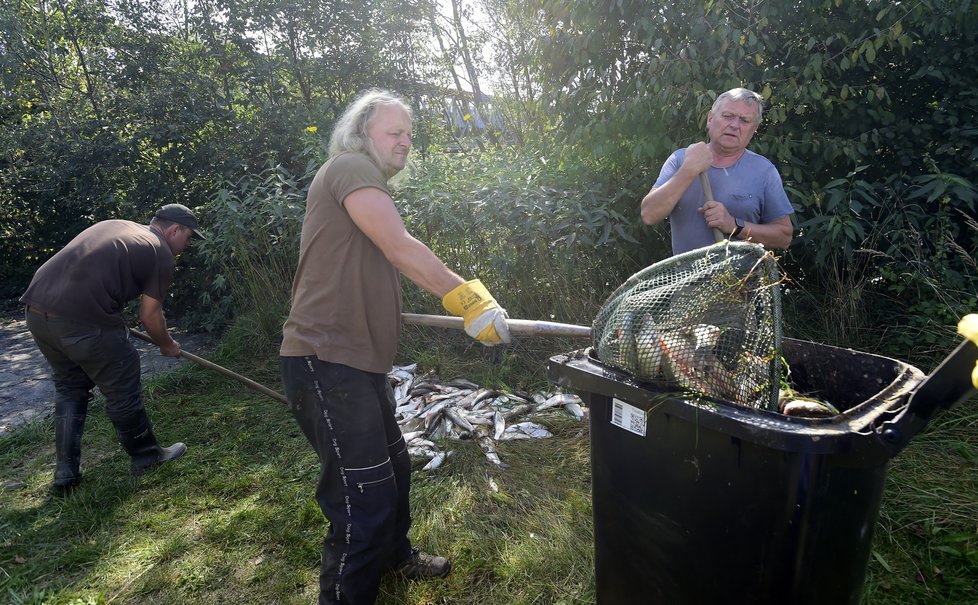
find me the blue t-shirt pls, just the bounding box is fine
[654,149,794,254]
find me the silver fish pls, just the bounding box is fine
[564,402,585,420]
[503,403,536,422]
[410,438,438,448]
[500,421,553,440]
[395,400,421,415]
[477,434,508,467]
[422,450,452,471]
[444,406,475,434]
[421,400,450,422]
[453,388,491,410]
[460,410,494,426]
[429,389,469,403]
[408,446,437,459]
[427,416,449,440]
[539,393,581,410]
[634,314,666,379]
[445,378,479,390]
[399,416,423,433]
[400,430,424,442]
[394,381,413,405]
[477,396,509,412]
[492,411,506,440]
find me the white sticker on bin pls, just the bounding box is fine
[611,398,646,437]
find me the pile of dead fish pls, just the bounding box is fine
[389,363,586,470]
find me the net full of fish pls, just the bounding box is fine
[389,363,586,470]
[592,242,839,417]
[593,242,785,411]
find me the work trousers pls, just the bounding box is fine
[281,356,412,605]
[25,309,151,438]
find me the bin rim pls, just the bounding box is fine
[548,341,926,458]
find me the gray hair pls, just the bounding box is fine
[712,87,764,121]
[328,89,413,163]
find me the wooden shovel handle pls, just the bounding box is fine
[701,172,726,243]
[402,313,592,338]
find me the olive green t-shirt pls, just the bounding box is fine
[20,220,174,327]
[280,152,402,373]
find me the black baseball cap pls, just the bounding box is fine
[154,204,206,239]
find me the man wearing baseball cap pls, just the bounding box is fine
[155,203,207,239]
[20,203,205,492]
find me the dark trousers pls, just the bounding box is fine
[26,310,151,439]
[281,357,413,605]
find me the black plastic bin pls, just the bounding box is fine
[548,337,975,605]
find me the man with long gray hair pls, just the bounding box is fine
[280,89,510,604]
[641,87,794,254]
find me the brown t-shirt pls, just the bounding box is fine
[280,152,402,373]
[20,220,174,327]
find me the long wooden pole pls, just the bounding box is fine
[130,329,288,405]
[402,313,592,338]
[701,172,726,243]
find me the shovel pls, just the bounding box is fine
[701,172,727,243]
[404,175,720,340]
[130,328,288,405]
[402,313,592,338]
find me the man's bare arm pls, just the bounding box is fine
[345,187,464,297]
[139,294,181,358]
[641,142,713,225]
[737,216,793,249]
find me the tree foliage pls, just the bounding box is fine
[528,0,978,352]
[0,0,435,301]
[0,0,974,355]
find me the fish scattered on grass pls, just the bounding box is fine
[499,421,553,440]
[422,450,453,471]
[388,363,586,470]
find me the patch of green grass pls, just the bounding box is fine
[2,344,975,604]
[0,362,594,604]
[861,406,978,605]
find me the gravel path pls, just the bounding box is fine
[0,313,215,436]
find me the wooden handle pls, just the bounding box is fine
[130,329,289,405]
[402,313,592,338]
[700,172,725,243]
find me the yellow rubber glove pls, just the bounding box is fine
[442,279,511,346]
[957,314,978,389]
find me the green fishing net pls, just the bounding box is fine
[593,241,784,410]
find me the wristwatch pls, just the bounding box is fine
[731,217,745,239]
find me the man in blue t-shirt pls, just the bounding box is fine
[641,87,794,255]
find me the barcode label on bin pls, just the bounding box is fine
[611,398,646,436]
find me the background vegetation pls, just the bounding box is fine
[3,0,975,357]
[1,0,976,603]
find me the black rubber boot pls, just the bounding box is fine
[53,413,86,492]
[119,426,187,476]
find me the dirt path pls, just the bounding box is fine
[0,313,215,436]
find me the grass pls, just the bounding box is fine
[0,346,594,605]
[864,409,978,604]
[1,330,976,605]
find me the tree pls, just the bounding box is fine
[528,0,978,347]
